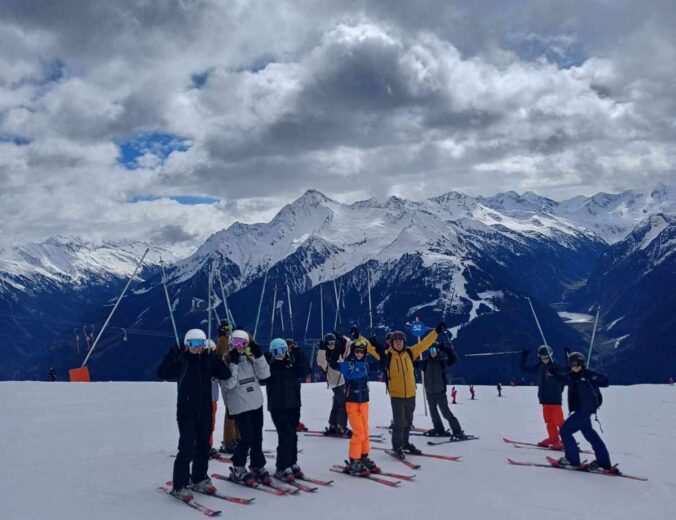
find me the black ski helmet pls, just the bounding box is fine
[537,344,553,358]
[569,352,586,367]
[324,333,336,343]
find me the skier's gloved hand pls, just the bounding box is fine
[521,349,529,358]
[350,325,360,340]
[249,341,263,358]
[229,348,240,365]
[435,321,447,334]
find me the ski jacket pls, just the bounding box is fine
[263,348,310,411]
[339,338,380,404]
[563,368,608,413]
[382,330,438,398]
[420,345,457,394]
[317,335,348,389]
[221,353,270,416]
[157,346,231,417]
[521,357,566,405]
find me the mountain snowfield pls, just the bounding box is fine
[1,381,673,520]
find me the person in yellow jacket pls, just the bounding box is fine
[376,322,446,459]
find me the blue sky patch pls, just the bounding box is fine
[191,71,210,89]
[130,194,219,205]
[0,135,31,146]
[118,132,191,169]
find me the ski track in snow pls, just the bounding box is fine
[1,382,674,520]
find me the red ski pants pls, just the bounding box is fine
[542,404,565,441]
[346,402,370,460]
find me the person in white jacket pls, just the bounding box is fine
[316,332,350,436]
[221,330,271,485]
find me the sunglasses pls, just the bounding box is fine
[186,339,206,348]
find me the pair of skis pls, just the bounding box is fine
[426,435,479,446]
[502,437,593,454]
[507,456,647,481]
[372,446,461,463]
[330,465,413,487]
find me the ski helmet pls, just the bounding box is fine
[270,338,288,357]
[390,330,406,342]
[184,328,207,348]
[206,339,216,350]
[231,329,250,348]
[323,333,336,343]
[352,337,367,353]
[569,351,586,367]
[537,344,553,358]
[429,342,439,356]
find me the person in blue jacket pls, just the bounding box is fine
[556,351,616,472]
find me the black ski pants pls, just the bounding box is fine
[270,407,300,471]
[427,391,462,434]
[390,396,416,449]
[329,385,347,429]
[173,412,212,490]
[232,406,266,470]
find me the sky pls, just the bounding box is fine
[1,0,675,254]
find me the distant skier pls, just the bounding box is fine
[669,376,674,386]
[469,385,475,400]
[420,340,467,438]
[286,338,309,432]
[316,332,350,436]
[157,329,232,502]
[221,329,271,486]
[339,331,382,476]
[372,322,445,459]
[510,377,516,387]
[48,367,56,382]
[263,338,310,482]
[555,351,616,472]
[216,321,240,454]
[497,383,502,397]
[521,345,566,449]
[451,386,457,404]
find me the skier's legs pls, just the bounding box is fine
[192,411,213,483]
[578,414,611,468]
[559,412,582,466]
[426,392,445,431]
[232,411,253,467]
[390,397,406,450]
[271,408,295,470]
[347,402,365,459]
[289,407,300,465]
[209,401,217,447]
[359,403,370,455]
[543,404,563,443]
[437,393,463,434]
[248,407,267,470]
[402,397,416,446]
[333,386,348,429]
[173,414,197,490]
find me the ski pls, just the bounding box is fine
[303,433,384,443]
[296,476,334,486]
[330,466,401,487]
[166,481,254,505]
[211,473,290,496]
[381,449,421,470]
[427,435,479,446]
[274,476,318,492]
[373,446,461,461]
[376,426,427,433]
[502,438,593,455]
[373,469,416,481]
[158,486,221,516]
[506,457,647,481]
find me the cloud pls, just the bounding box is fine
[1,0,675,254]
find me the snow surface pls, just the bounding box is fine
[1,381,674,520]
[558,312,594,324]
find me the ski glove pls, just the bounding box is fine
[250,341,263,358]
[350,325,360,340]
[229,348,240,365]
[435,322,447,334]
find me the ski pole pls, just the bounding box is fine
[587,307,600,368]
[463,351,522,357]
[160,259,180,347]
[526,297,548,346]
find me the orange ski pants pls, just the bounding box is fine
[346,402,370,460]
[542,404,565,442]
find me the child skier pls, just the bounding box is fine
[469,385,476,400]
[420,340,467,439]
[557,352,615,472]
[339,334,381,476]
[264,338,310,482]
[317,332,350,436]
[521,345,566,449]
[375,322,445,459]
[221,329,271,486]
[157,329,232,502]
[451,386,457,404]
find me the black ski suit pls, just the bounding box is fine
[158,346,231,491]
[420,345,463,435]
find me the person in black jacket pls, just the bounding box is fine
[521,345,566,449]
[420,340,467,438]
[157,328,232,502]
[556,351,615,472]
[263,338,310,482]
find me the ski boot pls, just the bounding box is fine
[296,422,308,432]
[274,467,295,483]
[209,447,219,459]
[172,486,194,502]
[323,425,338,437]
[192,478,216,495]
[251,466,272,486]
[360,455,381,474]
[586,460,620,474]
[549,440,564,450]
[451,431,470,441]
[424,428,450,437]
[404,443,422,455]
[537,437,554,447]
[556,457,580,468]
[345,458,370,477]
[219,441,237,454]
[391,447,406,460]
[336,425,352,438]
[229,465,256,487]
[291,463,305,480]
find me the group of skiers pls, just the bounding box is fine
[158,318,615,502]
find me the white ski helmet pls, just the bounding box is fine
[184,328,207,347]
[206,339,216,350]
[231,329,250,348]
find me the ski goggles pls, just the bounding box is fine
[429,347,438,355]
[231,337,248,348]
[270,344,288,357]
[186,339,206,348]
